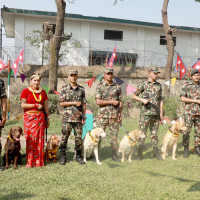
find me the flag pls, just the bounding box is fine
[179,61,187,80]
[192,59,200,71]
[95,73,103,82]
[85,77,96,88]
[114,76,124,85]
[11,48,24,78]
[164,80,170,88]
[0,59,8,73]
[175,53,183,73]
[108,46,117,68]
[20,73,27,83]
[171,77,176,86]
[126,83,136,96]
[53,90,60,95]
[42,85,49,94]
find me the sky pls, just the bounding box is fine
[0,0,200,47]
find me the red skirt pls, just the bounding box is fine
[24,111,46,168]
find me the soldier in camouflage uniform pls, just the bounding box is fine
[180,69,200,158]
[59,69,86,165]
[132,67,164,160]
[96,68,122,162]
[0,79,7,171]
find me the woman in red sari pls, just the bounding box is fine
[20,73,50,168]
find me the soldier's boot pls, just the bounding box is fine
[195,146,200,157]
[183,145,189,158]
[76,150,85,165]
[153,147,162,160]
[137,146,143,160]
[111,150,121,162]
[59,150,66,165]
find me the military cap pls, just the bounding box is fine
[68,69,78,75]
[104,67,114,74]
[148,67,160,73]
[191,69,200,76]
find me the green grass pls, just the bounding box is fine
[0,115,200,200]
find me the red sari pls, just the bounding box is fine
[20,88,48,167]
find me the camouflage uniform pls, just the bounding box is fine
[134,80,163,147]
[96,81,122,150]
[59,84,87,151]
[180,81,200,146]
[0,80,7,157]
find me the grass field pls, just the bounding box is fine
[0,115,200,200]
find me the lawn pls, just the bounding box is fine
[0,115,200,200]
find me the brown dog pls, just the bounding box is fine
[3,126,23,169]
[118,130,145,162]
[45,135,59,163]
[161,121,187,160]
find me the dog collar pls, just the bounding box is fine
[48,148,58,159]
[89,131,98,143]
[169,128,179,138]
[8,135,17,143]
[126,134,136,146]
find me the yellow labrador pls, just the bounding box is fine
[83,128,106,165]
[161,121,187,160]
[119,130,145,162]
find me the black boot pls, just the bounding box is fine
[153,147,162,160]
[137,146,143,160]
[195,146,200,157]
[111,149,121,162]
[183,145,189,158]
[59,150,66,165]
[76,150,85,165]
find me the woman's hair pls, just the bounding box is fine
[30,73,41,80]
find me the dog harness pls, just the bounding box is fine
[126,135,136,146]
[48,148,58,159]
[168,128,179,138]
[89,131,98,143]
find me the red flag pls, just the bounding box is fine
[0,59,7,73]
[108,46,117,68]
[179,61,187,80]
[192,59,200,71]
[175,53,183,73]
[11,48,24,78]
[85,77,96,88]
[53,90,60,95]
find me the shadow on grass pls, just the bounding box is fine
[145,171,200,192]
[1,191,35,199]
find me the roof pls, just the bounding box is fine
[2,7,200,38]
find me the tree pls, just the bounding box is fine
[162,0,176,95]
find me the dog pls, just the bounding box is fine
[45,135,60,163]
[83,128,106,165]
[118,130,145,162]
[161,121,187,160]
[3,126,23,169]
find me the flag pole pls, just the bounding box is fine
[7,60,10,120]
[188,66,191,81]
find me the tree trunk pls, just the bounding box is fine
[48,0,66,93]
[162,0,175,95]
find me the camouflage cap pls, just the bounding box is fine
[148,67,160,73]
[104,67,114,74]
[191,69,200,76]
[68,69,78,75]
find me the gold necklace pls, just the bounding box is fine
[32,92,42,102]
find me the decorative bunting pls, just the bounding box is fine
[85,77,96,88]
[95,73,103,82]
[42,85,50,94]
[114,76,124,85]
[53,90,60,95]
[164,80,170,87]
[20,73,26,83]
[171,77,176,86]
[126,83,136,96]
[0,59,7,73]
[11,48,24,78]
[192,59,200,71]
[108,46,117,68]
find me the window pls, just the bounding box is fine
[104,30,123,41]
[160,35,176,46]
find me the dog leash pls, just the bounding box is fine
[119,124,135,143]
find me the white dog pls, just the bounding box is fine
[83,128,106,165]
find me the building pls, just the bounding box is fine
[2,7,200,68]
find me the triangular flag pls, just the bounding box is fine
[175,53,182,73]
[126,83,136,96]
[42,85,50,94]
[171,77,176,86]
[114,76,124,85]
[0,59,7,73]
[164,80,170,87]
[95,73,103,82]
[53,90,60,95]
[108,46,117,68]
[179,63,187,80]
[10,69,14,77]
[11,48,24,78]
[20,73,27,83]
[192,59,200,71]
[85,77,96,88]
